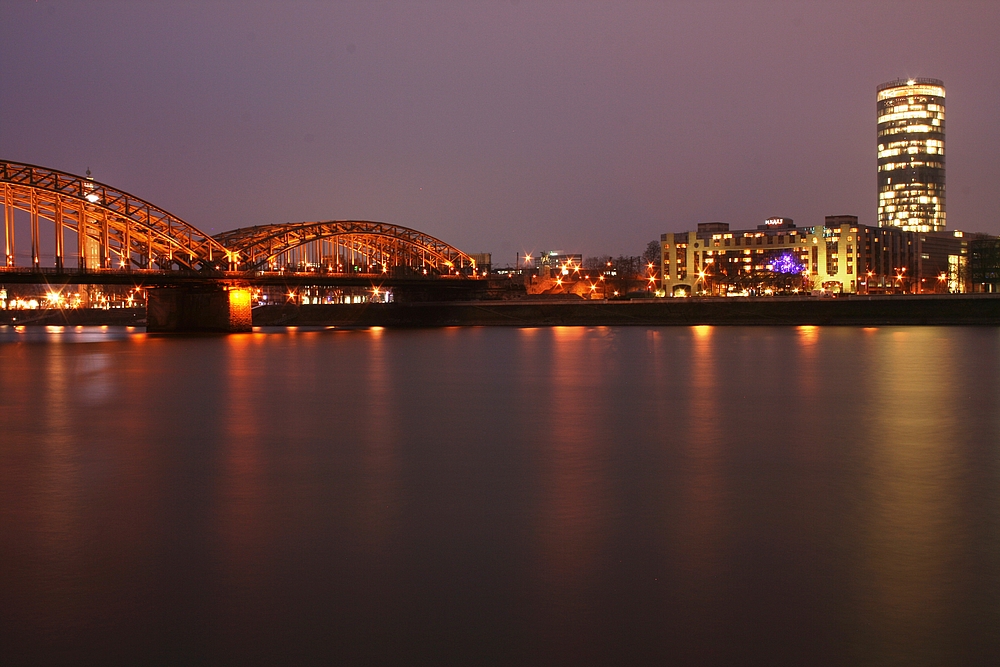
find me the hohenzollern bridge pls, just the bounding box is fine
[0,159,484,330]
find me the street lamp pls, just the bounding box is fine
[697,268,709,295]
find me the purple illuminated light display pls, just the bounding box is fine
[770,252,804,274]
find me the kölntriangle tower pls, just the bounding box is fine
[876,78,946,232]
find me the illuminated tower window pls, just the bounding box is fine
[877,78,945,233]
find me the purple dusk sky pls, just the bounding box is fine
[2,1,998,261]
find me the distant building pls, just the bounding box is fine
[535,251,583,276]
[660,216,968,296]
[877,78,946,232]
[469,253,492,274]
[968,235,1000,293]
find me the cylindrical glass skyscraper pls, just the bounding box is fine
[877,78,946,232]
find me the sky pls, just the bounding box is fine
[2,1,999,263]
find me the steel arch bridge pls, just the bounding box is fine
[1,159,234,271]
[1,159,477,278]
[214,221,478,274]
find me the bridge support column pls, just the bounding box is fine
[54,199,64,271]
[3,185,14,267]
[30,190,40,269]
[146,284,252,333]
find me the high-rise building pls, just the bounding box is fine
[877,78,946,232]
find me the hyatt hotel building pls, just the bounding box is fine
[658,216,966,296]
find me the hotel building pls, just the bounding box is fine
[660,216,967,296]
[877,78,946,232]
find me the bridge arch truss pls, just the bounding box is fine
[215,221,479,275]
[1,160,234,271]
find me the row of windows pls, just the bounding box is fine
[877,210,945,220]
[879,204,944,217]
[879,146,945,158]
[878,138,943,151]
[878,101,943,114]
[877,109,945,124]
[879,202,947,212]
[878,122,943,137]
[880,207,944,218]
[884,182,945,192]
[880,189,942,200]
[878,160,945,171]
[881,196,943,206]
[877,224,940,233]
[877,85,945,100]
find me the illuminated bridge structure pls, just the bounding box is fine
[1,160,234,271]
[1,159,478,277]
[1,159,484,330]
[214,220,479,275]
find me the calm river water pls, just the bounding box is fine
[1,325,999,666]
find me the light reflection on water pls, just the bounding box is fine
[0,324,138,343]
[1,326,999,665]
[860,329,967,663]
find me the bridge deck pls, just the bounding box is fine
[0,267,483,287]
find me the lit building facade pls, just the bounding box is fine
[534,251,583,276]
[877,78,946,232]
[660,217,968,296]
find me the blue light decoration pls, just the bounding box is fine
[771,252,804,274]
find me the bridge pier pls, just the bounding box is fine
[146,284,252,333]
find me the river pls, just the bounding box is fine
[1,325,999,665]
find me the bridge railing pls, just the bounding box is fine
[0,265,483,284]
[0,265,235,277]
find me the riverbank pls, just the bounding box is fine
[4,295,1000,328]
[0,308,145,327]
[253,294,1000,327]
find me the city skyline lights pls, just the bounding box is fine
[2,3,998,257]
